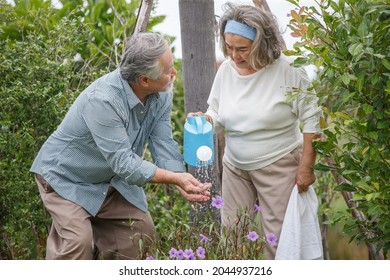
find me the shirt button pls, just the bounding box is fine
[140,110,144,114]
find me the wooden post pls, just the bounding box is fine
[252,0,287,50]
[179,0,217,114]
[179,0,219,226]
[133,0,154,34]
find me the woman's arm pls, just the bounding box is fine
[295,133,320,193]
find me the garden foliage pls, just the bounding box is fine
[286,0,390,258]
[0,0,104,259]
[0,0,183,259]
[1,0,389,260]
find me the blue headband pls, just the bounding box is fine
[224,20,257,41]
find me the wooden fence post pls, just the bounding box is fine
[179,0,220,226]
[133,0,154,34]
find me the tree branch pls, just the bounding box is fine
[133,0,154,34]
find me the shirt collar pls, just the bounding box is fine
[117,69,160,109]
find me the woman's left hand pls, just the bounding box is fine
[295,165,316,193]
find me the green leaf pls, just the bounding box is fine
[341,73,351,85]
[335,182,356,192]
[382,59,390,71]
[348,42,364,57]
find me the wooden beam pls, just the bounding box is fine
[134,0,154,34]
[179,0,220,226]
[252,0,287,50]
[252,0,271,11]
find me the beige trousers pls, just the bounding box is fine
[221,147,301,260]
[36,175,156,260]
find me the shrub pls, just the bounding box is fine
[286,0,390,258]
[0,5,102,258]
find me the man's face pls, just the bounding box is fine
[149,48,177,92]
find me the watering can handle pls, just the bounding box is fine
[195,116,203,133]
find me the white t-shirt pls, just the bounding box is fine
[206,55,322,170]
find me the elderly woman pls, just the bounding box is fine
[189,3,322,259]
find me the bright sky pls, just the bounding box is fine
[8,0,311,60]
[153,0,312,59]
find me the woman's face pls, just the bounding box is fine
[225,33,253,70]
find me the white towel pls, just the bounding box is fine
[275,185,323,260]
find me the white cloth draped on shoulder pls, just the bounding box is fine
[275,185,323,260]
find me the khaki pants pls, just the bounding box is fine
[36,175,156,260]
[221,147,301,260]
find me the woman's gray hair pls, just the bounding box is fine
[120,33,169,84]
[219,3,283,69]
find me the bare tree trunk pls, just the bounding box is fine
[321,196,331,260]
[252,0,287,50]
[133,0,154,34]
[179,0,217,114]
[179,0,219,226]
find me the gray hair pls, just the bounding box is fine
[120,33,169,84]
[219,3,283,69]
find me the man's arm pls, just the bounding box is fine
[150,168,211,202]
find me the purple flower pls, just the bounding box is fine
[183,249,195,260]
[196,246,206,259]
[266,233,278,247]
[199,234,210,242]
[176,249,184,260]
[186,254,196,260]
[254,204,262,213]
[246,231,259,241]
[211,195,224,209]
[146,256,155,260]
[169,247,177,259]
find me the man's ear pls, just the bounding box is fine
[138,75,149,87]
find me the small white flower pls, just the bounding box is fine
[61,58,69,66]
[114,38,121,46]
[73,53,83,62]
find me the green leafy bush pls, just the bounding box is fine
[0,0,182,259]
[0,3,103,259]
[286,0,390,258]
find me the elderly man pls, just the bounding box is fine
[31,32,210,260]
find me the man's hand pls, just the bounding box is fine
[174,173,211,202]
[175,185,210,202]
[150,168,211,202]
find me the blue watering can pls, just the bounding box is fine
[183,116,214,167]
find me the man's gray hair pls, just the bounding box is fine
[120,33,169,84]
